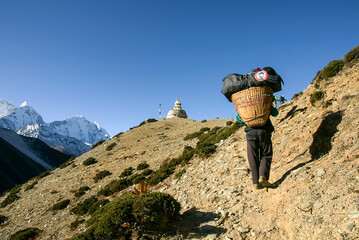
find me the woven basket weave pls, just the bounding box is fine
[231,86,273,127]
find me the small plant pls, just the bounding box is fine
[9,228,41,240]
[310,91,325,106]
[59,157,75,169]
[318,59,344,80]
[37,170,50,179]
[74,186,90,197]
[344,45,359,64]
[25,181,38,191]
[201,120,207,123]
[52,199,70,210]
[0,185,21,208]
[71,196,99,215]
[83,157,97,166]
[120,167,134,178]
[92,140,105,150]
[70,219,85,230]
[136,162,149,171]
[93,170,112,183]
[106,143,116,151]
[0,215,8,224]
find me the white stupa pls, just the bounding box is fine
[166,98,187,119]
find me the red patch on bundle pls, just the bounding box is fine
[254,70,268,81]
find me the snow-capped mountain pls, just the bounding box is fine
[0,99,110,156]
[19,124,91,156]
[0,101,45,130]
[47,116,110,145]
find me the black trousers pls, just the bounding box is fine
[245,128,273,184]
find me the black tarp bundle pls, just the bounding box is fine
[221,67,284,102]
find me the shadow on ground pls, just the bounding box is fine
[273,110,343,188]
[156,208,227,239]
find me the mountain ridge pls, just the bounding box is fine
[0,100,110,156]
[0,127,71,194]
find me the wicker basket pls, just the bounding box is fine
[231,86,273,127]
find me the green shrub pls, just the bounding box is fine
[136,162,149,171]
[52,199,70,210]
[9,228,41,240]
[92,140,105,150]
[146,164,175,186]
[97,186,113,197]
[106,143,116,151]
[83,157,97,166]
[142,169,154,176]
[59,157,76,169]
[310,91,325,106]
[0,215,8,224]
[72,192,180,240]
[0,185,21,208]
[195,141,217,158]
[37,170,50,179]
[344,45,359,64]
[98,179,130,197]
[93,170,112,183]
[120,167,134,178]
[201,120,207,123]
[74,186,90,198]
[70,219,85,230]
[184,127,211,141]
[318,59,344,80]
[183,131,202,141]
[25,181,38,191]
[88,199,110,215]
[71,196,98,215]
[179,146,195,165]
[199,127,210,133]
[128,174,146,185]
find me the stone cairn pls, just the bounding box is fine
[167,98,187,119]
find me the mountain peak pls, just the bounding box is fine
[20,101,29,108]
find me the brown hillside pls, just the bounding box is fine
[0,60,358,239]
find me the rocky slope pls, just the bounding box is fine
[0,57,358,239]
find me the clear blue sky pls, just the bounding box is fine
[1,0,358,136]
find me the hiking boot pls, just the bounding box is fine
[253,184,263,190]
[259,176,272,187]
